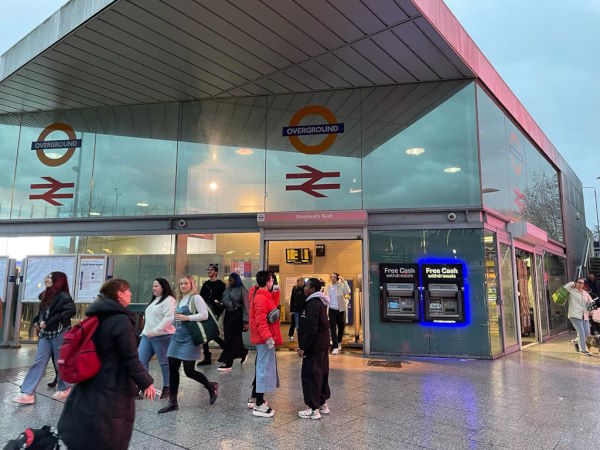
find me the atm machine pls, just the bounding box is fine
[421,263,465,323]
[379,263,419,322]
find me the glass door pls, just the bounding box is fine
[484,231,503,357]
[534,253,550,339]
[499,241,519,351]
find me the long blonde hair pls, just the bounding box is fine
[177,275,198,300]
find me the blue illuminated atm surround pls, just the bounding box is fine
[417,257,469,328]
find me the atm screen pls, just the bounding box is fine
[388,300,400,309]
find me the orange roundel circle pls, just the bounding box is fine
[288,105,338,155]
[36,122,77,167]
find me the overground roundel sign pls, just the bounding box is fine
[32,122,82,167]
[282,105,344,155]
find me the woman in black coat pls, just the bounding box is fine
[58,278,155,450]
[12,271,75,404]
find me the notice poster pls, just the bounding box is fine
[0,257,7,302]
[22,255,77,301]
[231,260,244,276]
[76,255,107,302]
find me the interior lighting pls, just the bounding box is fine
[226,250,235,254]
[136,202,149,207]
[444,167,461,173]
[236,148,254,156]
[90,212,101,216]
[406,147,425,156]
[209,182,218,191]
[349,188,362,194]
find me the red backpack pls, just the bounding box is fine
[58,316,101,383]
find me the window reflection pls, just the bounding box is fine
[363,82,480,209]
[0,115,20,219]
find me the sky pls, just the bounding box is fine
[0,0,598,231]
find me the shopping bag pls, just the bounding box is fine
[552,286,568,305]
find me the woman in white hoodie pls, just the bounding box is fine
[138,277,176,398]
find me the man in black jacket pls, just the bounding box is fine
[198,264,226,366]
[288,277,306,341]
[297,278,331,420]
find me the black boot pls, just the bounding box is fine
[47,377,58,388]
[158,397,178,413]
[209,382,218,405]
[160,387,170,399]
[197,353,212,366]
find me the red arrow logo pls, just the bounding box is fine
[29,176,74,206]
[286,165,340,198]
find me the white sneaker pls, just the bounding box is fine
[253,402,275,418]
[12,393,35,404]
[248,398,268,409]
[217,366,232,372]
[332,347,340,355]
[298,407,321,420]
[52,388,71,401]
[319,403,330,414]
[288,336,295,342]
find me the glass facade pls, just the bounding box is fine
[478,86,563,242]
[544,252,568,334]
[0,81,480,218]
[484,231,503,356]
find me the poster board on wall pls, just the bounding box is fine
[21,255,77,302]
[75,255,108,303]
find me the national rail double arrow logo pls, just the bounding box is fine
[29,176,74,206]
[286,165,340,198]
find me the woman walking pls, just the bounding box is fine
[565,278,594,355]
[218,272,250,372]
[158,275,218,413]
[248,270,282,418]
[58,278,156,450]
[138,277,177,398]
[13,272,75,404]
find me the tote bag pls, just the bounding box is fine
[184,295,221,345]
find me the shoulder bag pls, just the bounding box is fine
[184,295,221,346]
[251,288,280,324]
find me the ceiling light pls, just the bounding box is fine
[406,147,425,156]
[209,182,218,191]
[90,211,101,216]
[136,202,149,207]
[444,167,461,173]
[349,188,362,194]
[226,250,235,254]
[236,148,254,156]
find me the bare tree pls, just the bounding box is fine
[523,172,563,242]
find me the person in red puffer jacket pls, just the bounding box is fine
[248,271,282,418]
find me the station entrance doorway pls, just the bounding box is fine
[264,238,365,349]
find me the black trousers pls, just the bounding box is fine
[202,336,225,360]
[301,350,330,410]
[221,308,248,367]
[328,309,345,348]
[591,318,600,335]
[168,357,210,398]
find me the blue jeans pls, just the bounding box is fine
[21,333,71,394]
[138,334,171,388]
[570,317,590,352]
[288,312,300,337]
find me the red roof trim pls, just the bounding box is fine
[412,0,559,165]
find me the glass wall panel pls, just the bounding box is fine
[11,110,96,219]
[544,252,568,334]
[265,90,362,211]
[478,85,564,241]
[363,82,480,209]
[535,253,549,338]
[91,104,178,217]
[484,231,503,356]
[0,115,20,219]
[176,98,266,214]
[499,242,518,348]
[368,228,488,357]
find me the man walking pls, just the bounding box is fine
[198,264,226,366]
[297,278,331,420]
[288,277,306,341]
[325,273,350,354]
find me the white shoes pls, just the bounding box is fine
[288,336,295,341]
[298,407,321,420]
[52,388,71,401]
[12,393,35,404]
[253,402,275,418]
[319,403,330,414]
[332,347,340,355]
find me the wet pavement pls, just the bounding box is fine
[0,332,598,449]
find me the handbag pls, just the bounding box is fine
[183,295,221,346]
[552,286,568,305]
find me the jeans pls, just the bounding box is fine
[138,334,172,388]
[570,317,590,352]
[288,312,300,337]
[21,333,71,394]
